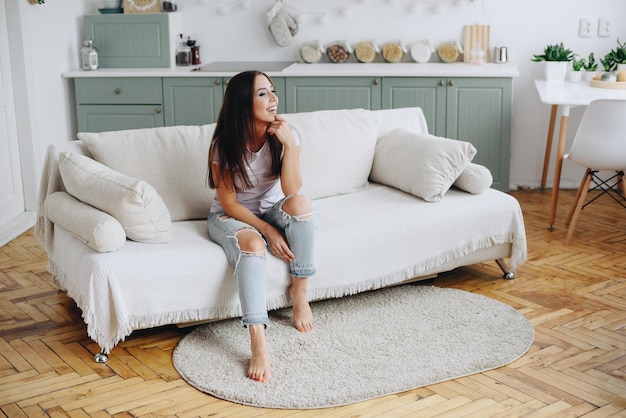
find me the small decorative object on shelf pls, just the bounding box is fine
[123,0,161,14]
[28,0,45,4]
[81,40,99,71]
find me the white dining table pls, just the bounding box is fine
[534,79,626,229]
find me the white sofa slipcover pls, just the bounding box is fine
[36,107,527,357]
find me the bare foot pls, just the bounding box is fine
[248,324,271,382]
[289,278,314,332]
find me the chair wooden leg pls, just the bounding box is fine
[565,170,592,245]
[566,169,591,227]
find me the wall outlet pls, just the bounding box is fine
[579,18,592,37]
[598,17,611,37]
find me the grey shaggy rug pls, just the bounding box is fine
[173,285,534,409]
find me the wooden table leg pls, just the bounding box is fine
[541,105,558,190]
[548,112,569,230]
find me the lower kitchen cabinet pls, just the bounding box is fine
[75,77,164,132]
[285,77,382,113]
[163,77,224,126]
[382,77,512,191]
[72,74,511,190]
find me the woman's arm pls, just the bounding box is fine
[267,115,302,196]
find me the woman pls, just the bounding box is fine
[207,71,316,383]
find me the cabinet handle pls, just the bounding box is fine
[214,79,221,86]
[114,88,121,95]
[373,79,379,86]
[439,80,444,87]
[449,80,454,86]
[155,107,161,114]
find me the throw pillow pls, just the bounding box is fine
[78,124,216,221]
[283,109,381,200]
[58,152,172,244]
[370,129,476,202]
[44,191,126,252]
[453,163,493,195]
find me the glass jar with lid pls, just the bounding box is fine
[327,41,351,63]
[300,42,323,64]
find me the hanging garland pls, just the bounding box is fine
[215,0,479,24]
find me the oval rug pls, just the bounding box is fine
[173,285,534,409]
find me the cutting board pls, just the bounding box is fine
[463,24,490,63]
[123,0,161,13]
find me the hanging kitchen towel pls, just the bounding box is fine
[267,0,298,47]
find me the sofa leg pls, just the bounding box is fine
[94,349,109,363]
[495,258,515,280]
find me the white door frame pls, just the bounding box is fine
[0,0,39,246]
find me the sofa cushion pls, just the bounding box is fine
[58,152,171,243]
[453,163,493,195]
[78,124,216,221]
[45,191,126,252]
[283,109,381,200]
[370,129,476,202]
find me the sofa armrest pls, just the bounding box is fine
[36,141,92,250]
[44,191,126,252]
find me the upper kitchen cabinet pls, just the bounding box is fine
[83,13,183,68]
[284,77,382,113]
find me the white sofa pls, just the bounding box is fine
[36,107,527,360]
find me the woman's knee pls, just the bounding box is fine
[236,229,266,254]
[283,195,313,218]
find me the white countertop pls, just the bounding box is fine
[63,62,519,78]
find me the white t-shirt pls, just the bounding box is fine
[210,128,300,216]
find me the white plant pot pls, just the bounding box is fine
[568,71,582,82]
[617,63,626,71]
[545,61,567,83]
[583,71,597,82]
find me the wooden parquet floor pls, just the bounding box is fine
[1,189,625,417]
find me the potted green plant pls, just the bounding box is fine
[531,42,574,82]
[582,52,598,81]
[602,38,626,72]
[568,57,584,82]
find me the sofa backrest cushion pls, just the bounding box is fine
[283,109,381,200]
[370,129,476,202]
[58,152,172,243]
[373,107,430,140]
[79,124,216,221]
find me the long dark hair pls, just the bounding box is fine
[207,71,282,190]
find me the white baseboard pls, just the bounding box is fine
[0,211,37,247]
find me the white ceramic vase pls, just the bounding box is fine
[545,61,567,83]
[568,71,582,82]
[583,71,597,82]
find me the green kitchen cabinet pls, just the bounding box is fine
[284,77,382,113]
[163,77,224,126]
[162,77,285,126]
[382,77,512,191]
[75,77,164,133]
[83,13,183,68]
[445,78,512,192]
[382,77,446,136]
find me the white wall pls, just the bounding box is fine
[21,0,626,189]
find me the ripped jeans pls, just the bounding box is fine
[207,196,316,327]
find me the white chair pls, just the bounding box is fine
[564,99,626,245]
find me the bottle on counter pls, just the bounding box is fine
[81,39,98,71]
